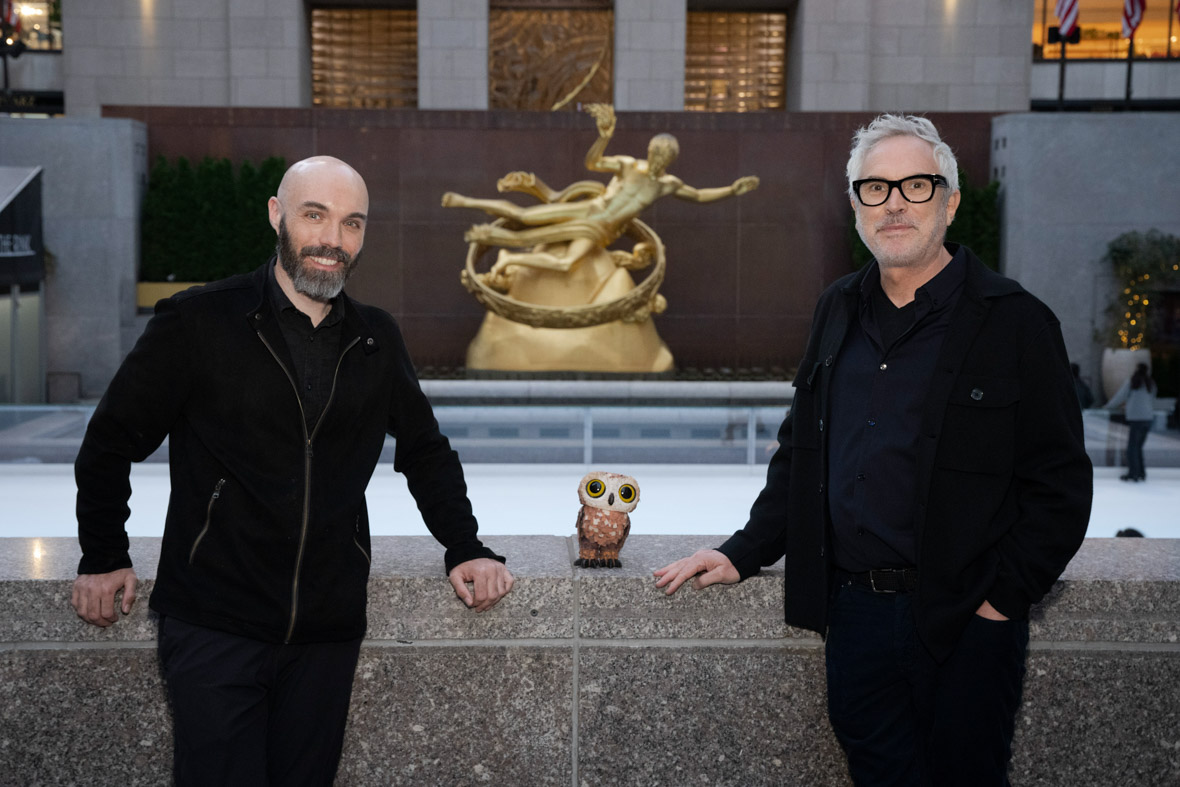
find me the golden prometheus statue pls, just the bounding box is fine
[442,104,759,374]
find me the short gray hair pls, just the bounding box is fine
[845,114,960,197]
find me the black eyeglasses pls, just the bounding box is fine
[852,174,949,206]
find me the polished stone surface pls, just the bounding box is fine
[339,646,572,786]
[578,646,847,787]
[0,647,171,785]
[1013,650,1180,785]
[366,535,574,641]
[1,535,1177,786]
[576,535,802,640]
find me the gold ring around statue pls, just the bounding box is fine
[461,217,667,330]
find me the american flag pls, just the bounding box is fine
[1055,0,1080,38]
[1,0,21,34]
[1122,0,1146,38]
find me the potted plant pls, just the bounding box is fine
[1099,229,1180,399]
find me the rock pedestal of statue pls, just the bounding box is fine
[465,246,673,373]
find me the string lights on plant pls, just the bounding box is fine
[1105,230,1180,351]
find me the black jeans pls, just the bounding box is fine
[825,582,1029,787]
[157,616,363,787]
[1125,419,1152,479]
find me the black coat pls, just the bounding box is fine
[76,263,501,644]
[719,247,1092,660]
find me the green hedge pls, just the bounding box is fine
[850,169,1001,271]
[140,155,286,282]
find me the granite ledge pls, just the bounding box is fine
[0,536,1177,646]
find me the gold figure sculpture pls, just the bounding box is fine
[442,104,759,373]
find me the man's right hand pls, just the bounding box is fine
[72,568,138,627]
[653,549,740,595]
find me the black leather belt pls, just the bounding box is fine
[841,568,919,593]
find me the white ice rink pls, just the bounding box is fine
[2,463,1177,540]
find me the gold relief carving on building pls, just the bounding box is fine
[488,8,613,111]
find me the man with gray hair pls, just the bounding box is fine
[656,115,1091,784]
[72,156,514,785]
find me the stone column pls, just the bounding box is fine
[613,0,685,111]
[418,0,489,110]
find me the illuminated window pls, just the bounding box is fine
[2,1,61,51]
[685,11,786,112]
[1032,0,1179,60]
[310,7,418,109]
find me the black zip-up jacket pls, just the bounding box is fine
[718,246,1092,661]
[76,263,502,644]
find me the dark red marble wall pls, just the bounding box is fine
[104,107,993,374]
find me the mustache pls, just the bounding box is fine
[876,216,917,231]
[300,245,352,265]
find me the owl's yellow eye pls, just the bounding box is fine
[618,484,636,503]
[586,479,605,498]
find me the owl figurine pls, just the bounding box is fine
[574,471,639,568]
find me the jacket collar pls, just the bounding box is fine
[245,260,382,356]
[841,243,1022,302]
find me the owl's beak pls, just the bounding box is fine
[608,493,615,505]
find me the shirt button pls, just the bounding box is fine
[867,419,876,427]
[856,473,866,480]
[879,363,887,371]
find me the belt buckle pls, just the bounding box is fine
[869,569,898,593]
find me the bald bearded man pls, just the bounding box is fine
[72,156,513,786]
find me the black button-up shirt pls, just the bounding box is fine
[269,263,345,434]
[827,248,966,572]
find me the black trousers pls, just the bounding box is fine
[157,616,363,787]
[825,582,1029,787]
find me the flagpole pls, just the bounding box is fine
[1125,34,1134,103]
[1168,5,1175,59]
[1058,35,1068,108]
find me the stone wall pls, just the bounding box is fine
[1,536,1177,786]
[992,113,1180,394]
[96,106,995,383]
[0,116,147,401]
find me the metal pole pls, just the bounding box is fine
[9,284,18,403]
[582,407,593,465]
[1058,37,1068,108]
[1168,7,1175,59]
[1125,35,1135,103]
[1041,0,1049,50]
[746,409,757,465]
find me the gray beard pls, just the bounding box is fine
[277,220,358,301]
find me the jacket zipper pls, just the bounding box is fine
[189,478,226,564]
[258,328,360,643]
[354,516,371,566]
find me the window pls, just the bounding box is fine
[310,7,418,109]
[684,11,786,112]
[1033,0,1179,60]
[2,1,62,52]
